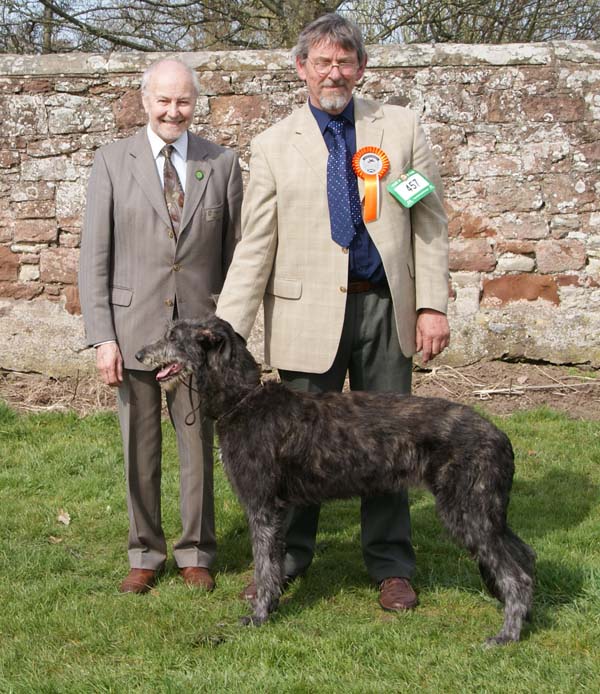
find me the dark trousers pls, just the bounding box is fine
[279,286,416,583]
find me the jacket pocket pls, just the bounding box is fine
[204,205,223,222]
[110,285,133,307]
[266,277,302,300]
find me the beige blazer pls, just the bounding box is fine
[79,128,242,369]
[216,97,448,373]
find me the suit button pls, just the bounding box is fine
[168,230,174,239]
[172,264,180,272]
[340,286,347,293]
[342,247,349,254]
[164,299,174,307]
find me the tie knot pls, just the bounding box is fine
[327,118,346,136]
[161,144,174,160]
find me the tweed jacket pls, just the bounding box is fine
[216,97,448,373]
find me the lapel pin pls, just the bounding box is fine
[195,170,204,180]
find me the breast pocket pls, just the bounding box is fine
[204,205,223,223]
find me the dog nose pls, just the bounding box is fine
[135,349,145,362]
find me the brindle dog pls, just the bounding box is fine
[136,316,535,645]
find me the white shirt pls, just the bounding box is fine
[146,125,188,190]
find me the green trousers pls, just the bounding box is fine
[278,285,416,583]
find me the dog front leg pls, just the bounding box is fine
[241,505,285,626]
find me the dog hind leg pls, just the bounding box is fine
[432,487,534,645]
[476,529,535,645]
[241,505,286,626]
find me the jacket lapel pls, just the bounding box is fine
[354,98,384,199]
[180,133,213,233]
[292,104,329,182]
[290,99,385,191]
[128,129,172,228]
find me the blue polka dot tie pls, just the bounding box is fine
[326,118,362,248]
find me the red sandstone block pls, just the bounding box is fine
[449,238,496,272]
[39,247,78,284]
[0,245,19,280]
[536,239,587,273]
[12,218,57,243]
[481,274,559,306]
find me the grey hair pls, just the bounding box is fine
[141,58,201,97]
[292,13,367,66]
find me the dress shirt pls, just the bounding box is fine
[146,125,188,191]
[309,99,385,284]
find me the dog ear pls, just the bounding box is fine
[193,325,233,367]
[194,326,220,345]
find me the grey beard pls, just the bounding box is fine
[319,93,349,112]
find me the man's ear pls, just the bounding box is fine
[295,55,308,82]
[356,55,367,81]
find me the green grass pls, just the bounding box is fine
[0,402,598,693]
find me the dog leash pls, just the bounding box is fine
[184,374,202,426]
[215,382,264,424]
[183,375,263,430]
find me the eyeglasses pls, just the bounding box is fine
[307,58,359,77]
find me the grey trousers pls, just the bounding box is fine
[279,285,416,583]
[117,369,216,570]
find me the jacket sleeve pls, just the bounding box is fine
[216,136,279,339]
[78,149,117,347]
[409,115,449,315]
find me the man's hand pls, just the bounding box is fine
[416,309,450,365]
[96,342,123,386]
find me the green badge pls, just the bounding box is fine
[195,170,204,180]
[387,169,435,208]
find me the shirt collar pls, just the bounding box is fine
[146,125,188,161]
[309,98,355,134]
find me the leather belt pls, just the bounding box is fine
[347,280,386,294]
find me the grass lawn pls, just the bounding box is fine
[0,401,598,693]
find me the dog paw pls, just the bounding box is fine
[483,634,518,647]
[239,614,267,627]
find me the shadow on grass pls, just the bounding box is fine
[214,466,595,636]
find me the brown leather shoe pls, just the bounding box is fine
[239,575,295,601]
[119,568,159,594]
[179,566,215,591]
[378,577,418,611]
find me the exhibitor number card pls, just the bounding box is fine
[387,169,435,208]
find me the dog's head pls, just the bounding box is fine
[135,315,241,389]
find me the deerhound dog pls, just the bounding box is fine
[136,316,535,645]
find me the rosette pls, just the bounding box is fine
[351,147,390,222]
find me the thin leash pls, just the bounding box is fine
[182,375,221,452]
[184,374,202,426]
[183,375,263,449]
[215,382,263,424]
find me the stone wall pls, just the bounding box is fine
[0,42,599,376]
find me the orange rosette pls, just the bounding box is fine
[352,147,390,222]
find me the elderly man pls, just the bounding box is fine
[79,58,242,594]
[217,14,449,611]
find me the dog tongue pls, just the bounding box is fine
[156,363,182,381]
